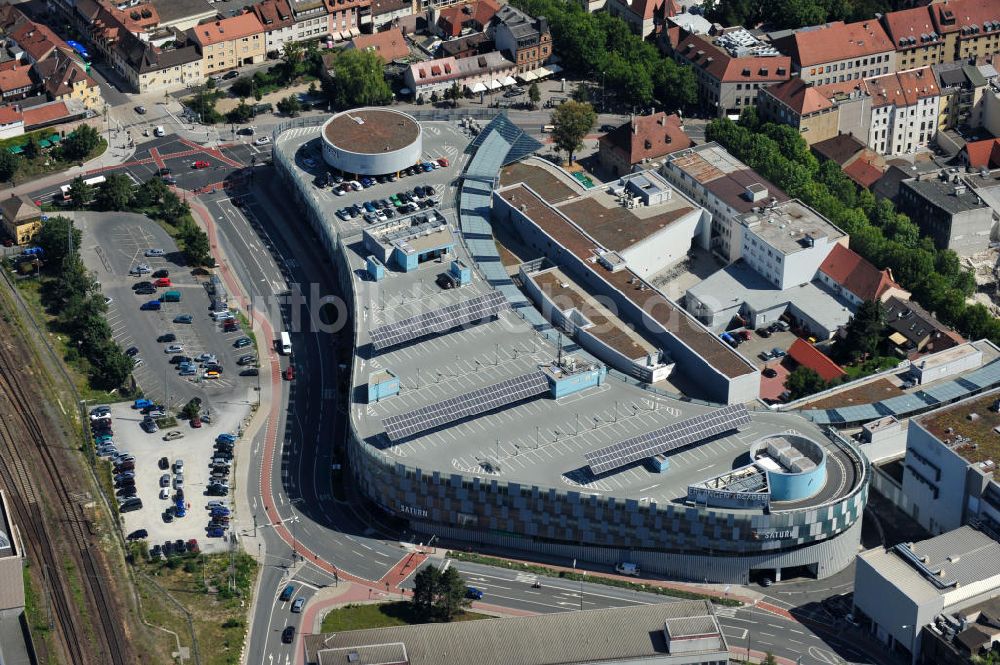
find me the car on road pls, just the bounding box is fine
[223,70,240,80]
[254,136,271,146]
[144,248,165,257]
[156,168,171,177]
[165,344,183,354]
[192,160,210,169]
[236,126,255,135]
[291,598,305,613]
[135,105,147,114]
[280,585,295,601]
[163,431,184,441]
[465,587,483,600]
[174,314,193,324]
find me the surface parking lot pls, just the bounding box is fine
[75,211,259,410]
[106,402,248,554]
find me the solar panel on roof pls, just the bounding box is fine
[585,404,751,475]
[382,371,550,441]
[369,291,507,350]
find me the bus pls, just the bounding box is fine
[59,175,107,203]
[279,331,291,355]
[66,40,92,71]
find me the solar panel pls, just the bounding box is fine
[382,371,550,441]
[585,404,752,475]
[369,291,507,351]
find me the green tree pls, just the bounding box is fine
[448,82,461,108]
[187,87,222,124]
[227,99,254,124]
[785,366,827,400]
[840,300,886,362]
[411,565,440,621]
[133,176,168,209]
[571,82,590,103]
[67,176,95,208]
[528,82,541,108]
[436,566,471,621]
[89,341,133,390]
[22,134,40,160]
[324,49,392,109]
[61,124,101,161]
[276,95,302,117]
[410,564,471,621]
[205,77,216,90]
[281,41,305,76]
[0,150,18,182]
[551,100,596,165]
[177,219,212,266]
[35,216,81,268]
[95,173,135,211]
[181,399,201,420]
[231,76,254,98]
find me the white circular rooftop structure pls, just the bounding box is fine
[320,108,422,176]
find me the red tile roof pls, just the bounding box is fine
[881,6,941,49]
[964,138,1000,169]
[250,0,294,31]
[0,65,33,93]
[627,0,666,21]
[761,78,832,116]
[22,101,70,127]
[675,33,791,83]
[599,112,692,166]
[819,243,901,302]
[350,27,409,61]
[10,21,67,63]
[788,338,846,382]
[781,20,894,67]
[190,14,264,46]
[930,0,1000,36]
[867,66,938,108]
[437,0,499,37]
[0,105,23,125]
[842,156,884,188]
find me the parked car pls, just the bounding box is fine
[174,314,193,324]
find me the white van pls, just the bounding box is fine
[211,310,232,321]
[154,126,165,137]
[615,562,640,577]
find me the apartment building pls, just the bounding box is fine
[597,111,692,177]
[774,19,894,85]
[323,0,368,41]
[34,50,102,111]
[896,168,998,257]
[249,0,295,56]
[866,67,939,156]
[286,0,329,43]
[188,14,266,76]
[606,0,671,38]
[881,6,947,71]
[934,61,994,131]
[671,28,790,118]
[757,78,838,144]
[928,0,1000,64]
[489,5,551,74]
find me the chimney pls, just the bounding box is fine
[659,114,666,126]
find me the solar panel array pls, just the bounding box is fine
[585,404,752,475]
[369,291,507,350]
[382,371,550,441]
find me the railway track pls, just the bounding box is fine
[0,335,130,665]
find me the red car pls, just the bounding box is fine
[437,157,449,167]
[190,415,202,428]
[192,160,210,169]
[154,277,172,287]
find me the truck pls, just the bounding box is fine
[162,290,181,302]
[615,562,640,577]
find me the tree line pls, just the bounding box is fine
[33,217,133,390]
[0,124,103,183]
[703,0,904,31]
[706,113,1000,347]
[512,0,696,112]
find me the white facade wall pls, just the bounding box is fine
[867,95,939,157]
[902,421,973,534]
[620,207,707,278]
[741,227,838,290]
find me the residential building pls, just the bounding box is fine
[188,14,266,77]
[884,295,964,355]
[33,50,102,111]
[304,600,730,665]
[404,50,515,97]
[149,0,216,31]
[853,525,1000,665]
[865,67,940,156]
[597,111,692,178]
[0,194,41,245]
[881,6,947,71]
[0,61,35,102]
[896,168,997,256]
[286,0,330,44]
[757,78,838,144]
[0,104,22,139]
[817,243,908,306]
[773,19,895,85]
[113,31,202,93]
[322,0,368,42]
[739,199,847,290]
[439,32,490,59]
[927,0,1000,65]
[607,0,671,39]
[433,0,499,38]
[489,5,551,74]
[810,134,886,189]
[671,28,790,118]
[370,0,411,30]
[661,142,790,263]
[347,27,409,62]
[9,21,67,64]
[249,0,296,57]
[933,61,994,131]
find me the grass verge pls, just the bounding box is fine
[446,551,742,607]
[320,601,489,633]
[133,551,257,665]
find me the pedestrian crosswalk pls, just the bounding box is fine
[714,606,739,618]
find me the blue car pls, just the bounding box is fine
[140,300,161,311]
[211,507,231,517]
[180,368,196,376]
[216,433,237,444]
[175,501,186,518]
[465,587,483,600]
[207,527,225,537]
[133,398,153,410]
